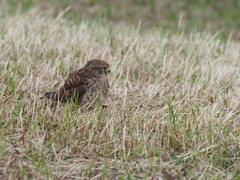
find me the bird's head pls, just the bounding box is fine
[85,59,111,75]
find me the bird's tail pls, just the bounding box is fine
[45,91,60,101]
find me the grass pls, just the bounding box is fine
[2,0,240,40]
[0,5,240,180]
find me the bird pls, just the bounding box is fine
[45,59,111,107]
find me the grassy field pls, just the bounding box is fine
[0,1,240,179]
[3,0,240,39]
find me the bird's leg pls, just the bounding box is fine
[101,93,110,109]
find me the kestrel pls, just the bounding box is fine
[45,59,111,106]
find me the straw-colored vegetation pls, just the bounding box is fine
[0,1,240,179]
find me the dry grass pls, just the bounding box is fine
[0,8,240,179]
[4,0,240,40]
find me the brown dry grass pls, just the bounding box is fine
[0,8,240,179]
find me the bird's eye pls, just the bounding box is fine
[105,67,111,73]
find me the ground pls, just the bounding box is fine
[0,1,240,179]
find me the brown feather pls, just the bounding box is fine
[45,59,110,106]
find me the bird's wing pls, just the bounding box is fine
[57,69,97,101]
[63,70,96,91]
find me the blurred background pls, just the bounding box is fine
[1,0,240,40]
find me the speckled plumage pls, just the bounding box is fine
[45,59,110,106]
